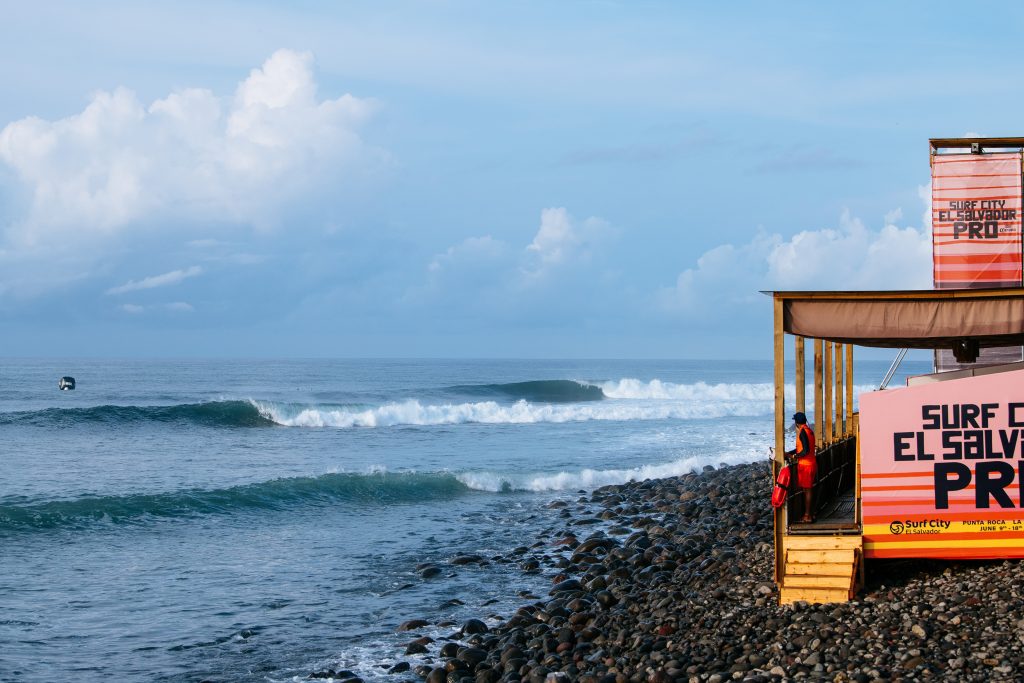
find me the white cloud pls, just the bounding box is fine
[411,207,616,316]
[0,49,378,248]
[660,204,933,315]
[117,301,193,314]
[427,207,611,285]
[527,207,577,265]
[523,207,609,278]
[107,265,203,295]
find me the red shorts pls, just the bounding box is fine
[796,457,817,489]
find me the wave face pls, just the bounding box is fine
[0,400,274,428]
[0,472,471,532]
[448,379,604,403]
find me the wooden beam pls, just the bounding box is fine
[930,136,1024,151]
[770,287,1024,302]
[845,344,854,437]
[855,413,862,525]
[795,336,805,414]
[773,296,785,583]
[814,339,823,445]
[824,341,833,446]
[835,343,844,438]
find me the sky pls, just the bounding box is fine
[0,1,1021,358]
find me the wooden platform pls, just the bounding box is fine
[779,534,862,605]
[789,490,858,533]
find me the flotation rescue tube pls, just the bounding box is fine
[771,465,791,508]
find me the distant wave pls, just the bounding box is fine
[598,379,878,401]
[0,400,274,428]
[448,379,604,403]
[0,472,472,532]
[254,395,772,427]
[599,379,774,400]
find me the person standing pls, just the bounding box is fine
[786,412,816,522]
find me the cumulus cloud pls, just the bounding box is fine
[106,265,203,295]
[523,207,609,278]
[660,206,932,315]
[426,207,610,283]
[0,49,378,249]
[411,207,615,317]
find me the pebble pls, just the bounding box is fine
[367,462,1024,683]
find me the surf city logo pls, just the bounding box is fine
[889,519,950,536]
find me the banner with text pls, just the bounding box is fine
[932,152,1023,288]
[860,369,1024,559]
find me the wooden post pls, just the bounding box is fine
[814,339,823,445]
[795,337,805,415]
[773,296,785,582]
[846,344,854,436]
[835,343,844,438]
[824,341,833,446]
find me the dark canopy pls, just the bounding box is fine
[766,288,1024,349]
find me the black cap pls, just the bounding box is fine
[792,412,807,424]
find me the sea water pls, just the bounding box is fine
[0,358,930,682]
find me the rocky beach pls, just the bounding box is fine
[322,462,1024,683]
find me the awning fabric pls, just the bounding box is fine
[778,290,1024,349]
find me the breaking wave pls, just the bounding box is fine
[0,380,878,430]
[254,396,771,427]
[447,379,604,403]
[0,400,274,428]
[0,472,472,532]
[456,452,761,492]
[1,450,770,533]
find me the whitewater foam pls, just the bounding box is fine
[455,451,762,492]
[597,379,877,402]
[253,395,774,428]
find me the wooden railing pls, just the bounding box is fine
[787,435,857,525]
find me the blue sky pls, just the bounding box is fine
[0,1,1020,358]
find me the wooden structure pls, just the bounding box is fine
[770,287,1024,605]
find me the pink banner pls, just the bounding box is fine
[932,152,1022,289]
[859,369,1024,559]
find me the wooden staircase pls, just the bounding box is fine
[779,535,862,605]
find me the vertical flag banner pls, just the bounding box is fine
[931,152,1023,288]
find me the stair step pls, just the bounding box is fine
[787,549,855,564]
[786,562,853,576]
[779,586,851,605]
[786,536,862,551]
[784,574,852,589]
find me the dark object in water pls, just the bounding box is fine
[58,376,76,391]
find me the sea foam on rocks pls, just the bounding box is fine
[368,462,1024,682]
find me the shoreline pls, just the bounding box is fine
[320,462,1023,682]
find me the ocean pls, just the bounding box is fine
[0,358,930,682]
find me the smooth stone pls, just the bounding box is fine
[462,618,489,635]
[398,619,431,632]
